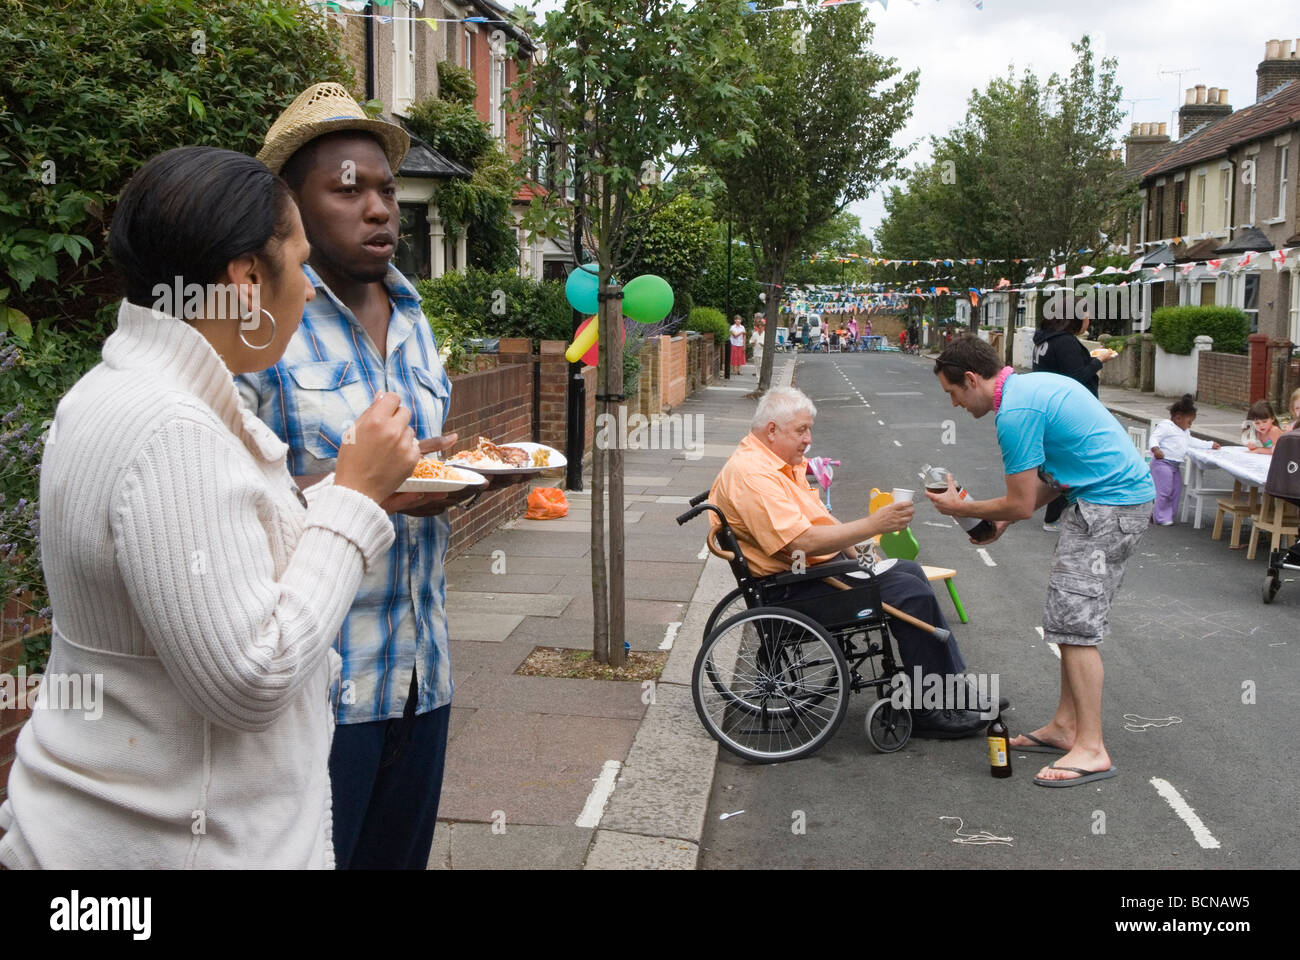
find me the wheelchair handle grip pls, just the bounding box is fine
[676,502,724,526]
[689,490,710,508]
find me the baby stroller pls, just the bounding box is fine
[1263,430,1300,603]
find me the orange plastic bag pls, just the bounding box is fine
[526,487,569,520]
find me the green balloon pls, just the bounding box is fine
[622,274,674,324]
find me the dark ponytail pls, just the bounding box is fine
[1169,394,1197,417]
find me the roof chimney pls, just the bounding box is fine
[1125,120,1172,173]
[1178,84,1232,137]
[1258,38,1300,101]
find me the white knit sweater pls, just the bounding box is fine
[0,300,394,869]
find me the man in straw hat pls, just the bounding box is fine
[239,83,488,868]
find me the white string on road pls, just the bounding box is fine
[940,816,1013,846]
[660,621,681,651]
[1124,714,1183,733]
[1149,777,1221,850]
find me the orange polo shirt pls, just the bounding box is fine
[709,433,840,576]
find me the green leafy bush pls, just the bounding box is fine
[1150,306,1249,356]
[1,0,355,331]
[437,61,479,106]
[417,269,572,370]
[405,83,518,270]
[684,306,728,344]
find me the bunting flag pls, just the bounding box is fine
[1051,264,1067,280]
[1272,248,1289,269]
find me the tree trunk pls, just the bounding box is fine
[590,279,610,663]
[606,285,626,668]
[756,251,791,393]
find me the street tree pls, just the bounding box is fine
[712,1,917,391]
[875,36,1138,351]
[516,0,755,666]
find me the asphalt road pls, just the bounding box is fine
[699,349,1300,870]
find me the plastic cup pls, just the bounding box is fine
[891,488,915,503]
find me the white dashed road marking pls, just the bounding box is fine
[576,760,623,828]
[1150,777,1221,850]
[976,548,996,567]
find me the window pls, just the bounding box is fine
[1287,270,1299,345]
[1174,180,1185,236]
[1278,145,1290,219]
[395,203,431,280]
[1155,186,1165,240]
[464,29,473,75]
[1249,168,1257,224]
[393,0,416,113]
[1242,272,1260,333]
[1196,173,1206,234]
[1139,194,1147,245]
[1221,169,1231,229]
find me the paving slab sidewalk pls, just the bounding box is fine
[430,360,793,869]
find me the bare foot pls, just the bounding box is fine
[1009,725,1073,751]
[1035,746,1112,782]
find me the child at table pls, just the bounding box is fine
[1288,388,1300,431]
[1150,394,1220,525]
[1246,400,1284,454]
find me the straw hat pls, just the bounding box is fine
[257,82,410,175]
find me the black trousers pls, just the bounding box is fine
[767,559,966,678]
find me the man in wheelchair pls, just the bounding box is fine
[709,387,996,739]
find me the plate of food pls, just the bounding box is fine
[396,458,488,493]
[447,437,567,475]
[1090,347,1119,360]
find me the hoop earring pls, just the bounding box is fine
[239,308,277,350]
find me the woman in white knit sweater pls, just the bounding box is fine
[0,147,421,868]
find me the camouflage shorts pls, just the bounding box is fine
[1043,499,1152,646]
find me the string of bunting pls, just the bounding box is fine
[307,0,513,29]
[780,245,1299,313]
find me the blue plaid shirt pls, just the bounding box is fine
[237,264,453,724]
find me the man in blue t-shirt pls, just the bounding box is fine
[926,336,1155,789]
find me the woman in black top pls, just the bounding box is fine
[1031,302,1115,527]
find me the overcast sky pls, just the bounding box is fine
[526,1,1296,247]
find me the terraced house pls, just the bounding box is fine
[1125,38,1300,347]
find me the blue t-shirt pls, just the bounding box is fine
[996,372,1155,505]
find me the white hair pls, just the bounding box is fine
[751,386,817,431]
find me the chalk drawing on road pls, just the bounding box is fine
[719,810,746,820]
[1123,714,1183,733]
[940,816,1013,846]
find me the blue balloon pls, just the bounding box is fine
[565,264,599,315]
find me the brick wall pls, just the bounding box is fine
[537,341,569,450]
[444,364,532,557]
[660,335,687,409]
[1197,351,1250,408]
[640,338,661,415]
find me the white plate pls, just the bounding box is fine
[447,441,567,475]
[396,464,488,493]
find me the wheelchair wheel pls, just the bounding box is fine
[864,697,912,753]
[1263,571,1281,604]
[693,606,849,763]
[704,586,750,638]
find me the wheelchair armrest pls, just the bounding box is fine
[764,557,866,588]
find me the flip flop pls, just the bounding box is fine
[1010,732,1068,754]
[1033,762,1118,788]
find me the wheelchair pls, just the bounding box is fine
[1262,431,1300,603]
[676,492,949,763]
